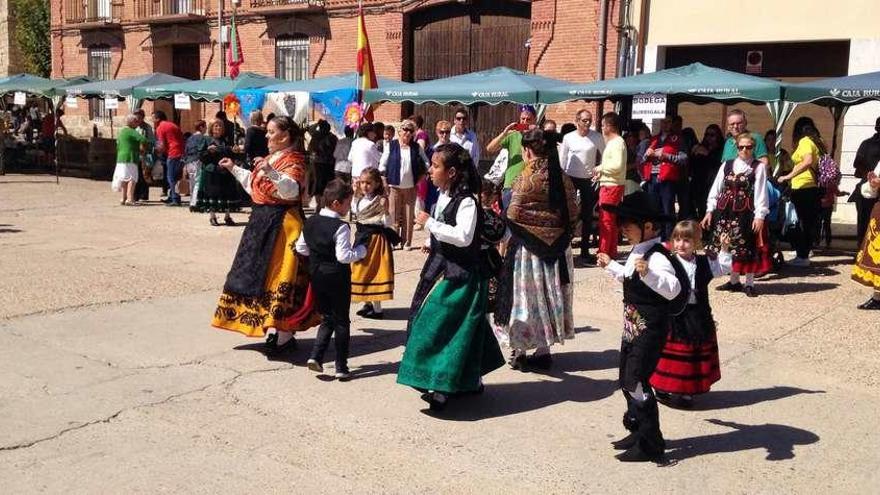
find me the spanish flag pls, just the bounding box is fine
[356,4,377,120]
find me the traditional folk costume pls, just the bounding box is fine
[397,191,505,407]
[650,250,731,398]
[195,137,242,213]
[852,163,880,310]
[601,191,687,462]
[212,148,319,343]
[350,194,400,316]
[493,156,579,358]
[481,207,506,314]
[706,158,771,291]
[296,208,366,377]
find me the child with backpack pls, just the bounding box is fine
[597,191,687,463]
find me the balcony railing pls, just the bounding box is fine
[64,0,123,26]
[249,0,325,12]
[134,0,210,22]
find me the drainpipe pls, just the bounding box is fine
[636,0,649,73]
[218,0,224,77]
[595,0,609,130]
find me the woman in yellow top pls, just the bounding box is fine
[779,117,826,267]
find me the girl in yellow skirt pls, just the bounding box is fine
[352,168,400,319]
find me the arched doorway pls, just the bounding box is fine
[407,1,531,165]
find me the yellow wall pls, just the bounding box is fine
[638,0,880,46]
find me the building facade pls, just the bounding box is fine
[51,0,624,141]
[0,0,25,77]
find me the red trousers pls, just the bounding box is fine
[598,185,625,258]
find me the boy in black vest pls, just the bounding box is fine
[296,179,366,380]
[597,191,688,463]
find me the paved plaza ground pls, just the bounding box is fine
[0,174,878,494]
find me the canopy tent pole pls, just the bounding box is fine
[828,104,848,159]
[52,95,61,184]
[766,100,798,177]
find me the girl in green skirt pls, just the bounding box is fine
[397,143,505,411]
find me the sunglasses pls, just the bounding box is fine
[579,119,591,123]
[401,128,414,133]
[438,129,450,134]
[455,116,467,121]
[737,145,754,150]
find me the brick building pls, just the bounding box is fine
[51,0,624,142]
[1,0,25,77]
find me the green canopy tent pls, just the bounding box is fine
[131,72,285,102]
[538,63,793,168]
[64,72,190,110]
[363,66,570,105]
[0,74,95,182]
[785,71,880,157]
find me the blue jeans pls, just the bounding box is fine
[644,176,676,239]
[165,157,182,203]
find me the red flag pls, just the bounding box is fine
[356,5,377,120]
[226,11,243,79]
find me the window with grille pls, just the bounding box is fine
[275,36,309,81]
[88,46,112,120]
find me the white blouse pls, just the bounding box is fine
[425,192,477,248]
[675,252,732,304]
[605,237,682,301]
[706,157,769,220]
[231,164,298,200]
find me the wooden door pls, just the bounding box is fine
[171,44,201,130]
[410,2,531,166]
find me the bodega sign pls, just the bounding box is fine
[632,93,667,121]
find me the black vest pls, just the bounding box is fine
[622,243,689,314]
[303,214,349,276]
[430,193,482,279]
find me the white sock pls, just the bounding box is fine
[745,273,755,287]
[265,328,277,338]
[372,301,382,313]
[276,331,294,346]
[730,272,741,285]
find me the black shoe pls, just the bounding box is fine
[509,352,527,371]
[611,432,639,450]
[356,304,373,317]
[265,333,296,354]
[717,281,743,292]
[363,310,384,320]
[578,254,597,266]
[744,285,758,298]
[209,217,220,227]
[224,216,235,226]
[615,443,665,463]
[857,298,880,310]
[526,353,553,370]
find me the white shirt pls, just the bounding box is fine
[450,128,481,163]
[424,192,477,248]
[860,163,880,199]
[706,157,769,220]
[559,130,605,179]
[294,208,367,264]
[676,252,732,304]
[379,140,428,189]
[333,136,353,174]
[348,137,380,178]
[231,165,299,200]
[605,237,682,301]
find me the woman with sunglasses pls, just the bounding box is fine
[701,133,770,297]
[379,118,428,249]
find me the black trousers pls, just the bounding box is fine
[619,318,668,456]
[790,188,821,259]
[569,176,597,257]
[855,180,878,245]
[134,163,149,201]
[309,267,352,370]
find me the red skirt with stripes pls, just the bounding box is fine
[649,334,721,395]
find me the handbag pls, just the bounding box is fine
[176,176,190,196]
[151,161,165,182]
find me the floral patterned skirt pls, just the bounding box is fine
[492,245,574,351]
[853,201,880,290]
[212,208,320,337]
